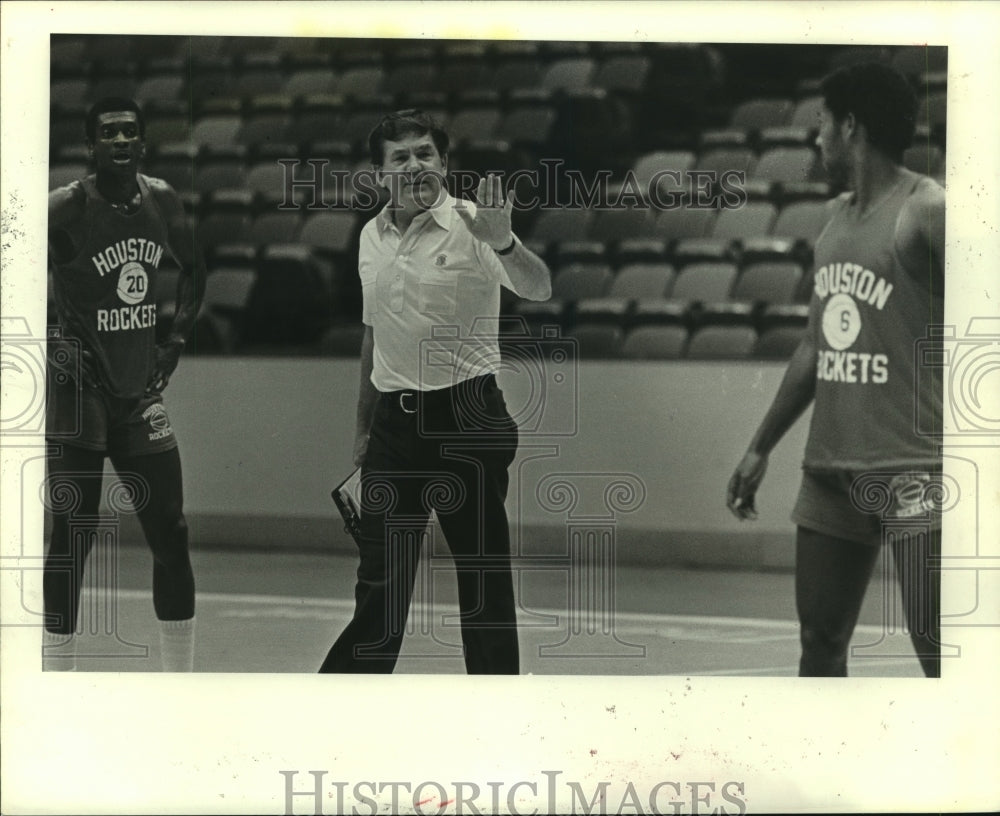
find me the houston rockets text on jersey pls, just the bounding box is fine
[49,174,177,398]
[803,169,944,470]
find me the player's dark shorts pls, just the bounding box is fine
[791,467,944,546]
[46,376,178,456]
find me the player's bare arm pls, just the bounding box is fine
[147,178,207,392]
[457,174,552,301]
[895,178,946,291]
[352,325,378,467]
[726,331,818,520]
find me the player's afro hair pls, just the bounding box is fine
[820,62,918,162]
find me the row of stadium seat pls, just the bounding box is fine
[51,35,945,95]
[50,93,948,158]
[165,310,807,361]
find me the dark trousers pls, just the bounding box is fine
[320,374,520,674]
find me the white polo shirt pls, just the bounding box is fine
[359,194,525,392]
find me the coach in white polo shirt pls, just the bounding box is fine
[319,109,551,674]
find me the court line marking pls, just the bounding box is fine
[110,588,894,638]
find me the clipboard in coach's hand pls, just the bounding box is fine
[331,467,362,544]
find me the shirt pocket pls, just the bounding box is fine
[418,270,459,315]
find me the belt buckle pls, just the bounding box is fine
[399,392,417,414]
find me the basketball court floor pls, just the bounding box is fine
[51,543,928,676]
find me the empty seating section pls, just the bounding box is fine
[48,37,945,358]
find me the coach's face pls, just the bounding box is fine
[377,132,447,211]
[91,111,144,175]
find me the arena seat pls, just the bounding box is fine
[670,262,739,303]
[686,325,758,359]
[771,200,831,244]
[695,147,758,180]
[551,263,614,299]
[631,150,696,197]
[655,207,718,242]
[731,261,804,304]
[541,58,597,92]
[552,240,608,266]
[711,202,778,240]
[134,75,184,104]
[613,239,670,266]
[284,69,340,98]
[299,211,360,258]
[191,116,242,149]
[194,162,248,195]
[529,208,594,243]
[609,264,676,299]
[621,325,688,360]
[593,55,652,95]
[588,207,657,242]
[335,66,386,100]
[752,147,820,183]
[573,297,632,326]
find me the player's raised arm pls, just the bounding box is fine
[726,330,817,520]
[147,179,207,392]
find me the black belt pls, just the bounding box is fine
[379,374,496,415]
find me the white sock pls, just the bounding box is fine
[42,630,77,672]
[159,617,196,672]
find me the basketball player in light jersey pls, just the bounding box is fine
[727,63,945,677]
[44,97,206,671]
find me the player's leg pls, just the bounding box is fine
[795,526,881,676]
[110,446,196,670]
[43,442,106,669]
[110,395,194,670]
[890,528,941,678]
[319,406,430,673]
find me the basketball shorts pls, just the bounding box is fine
[46,376,178,457]
[791,467,944,546]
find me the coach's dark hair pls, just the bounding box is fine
[820,62,918,161]
[367,109,449,167]
[85,97,146,142]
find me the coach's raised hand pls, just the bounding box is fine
[455,174,514,251]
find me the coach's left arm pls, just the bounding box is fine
[148,178,208,392]
[458,174,552,301]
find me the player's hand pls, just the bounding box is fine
[352,432,369,468]
[147,338,184,394]
[455,174,514,251]
[726,451,768,521]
